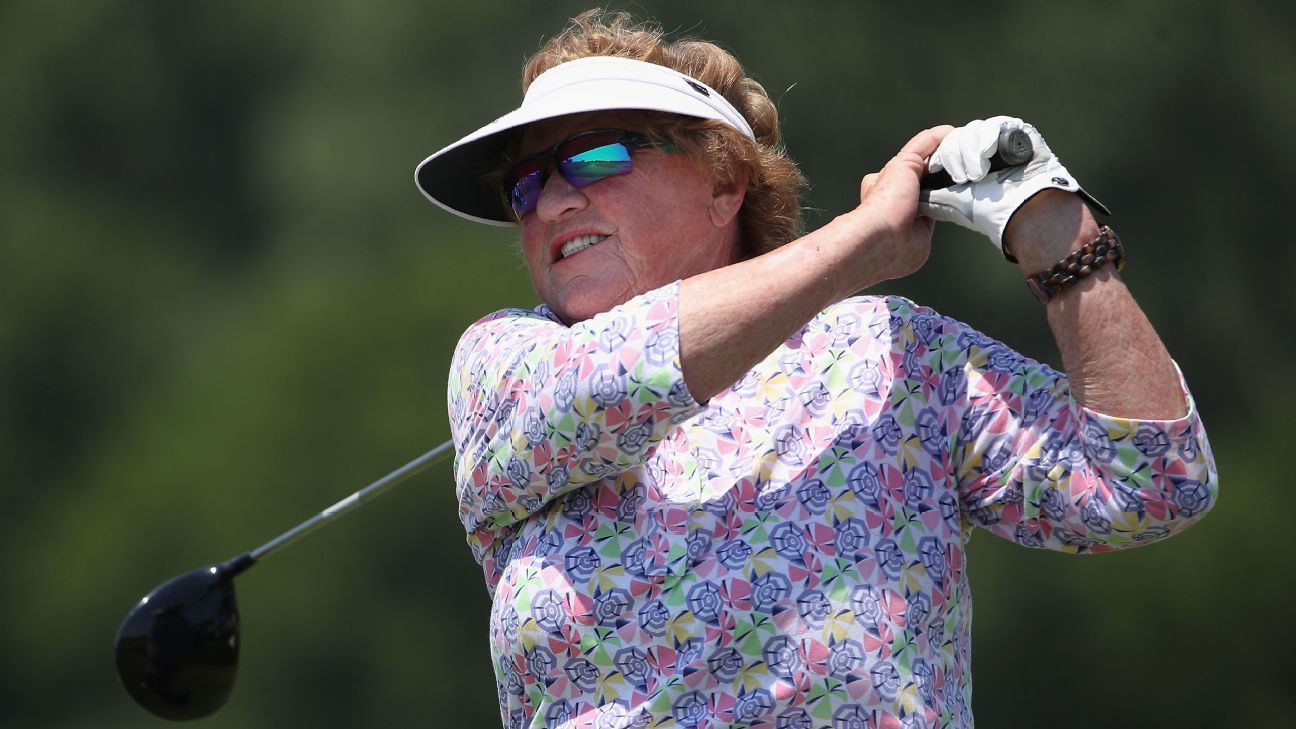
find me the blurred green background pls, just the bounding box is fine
[2,1,1291,726]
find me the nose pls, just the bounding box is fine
[534,167,588,221]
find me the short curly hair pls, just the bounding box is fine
[519,9,806,258]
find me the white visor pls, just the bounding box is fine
[413,56,756,226]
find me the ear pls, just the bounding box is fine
[708,171,748,228]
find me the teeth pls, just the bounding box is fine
[560,234,607,259]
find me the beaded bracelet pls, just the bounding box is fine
[1024,225,1125,303]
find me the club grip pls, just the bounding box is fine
[919,127,1033,190]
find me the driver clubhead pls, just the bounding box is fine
[115,565,241,720]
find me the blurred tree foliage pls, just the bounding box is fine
[1,0,1291,727]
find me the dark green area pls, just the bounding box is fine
[1,1,1290,726]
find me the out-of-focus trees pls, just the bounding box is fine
[1,1,1290,726]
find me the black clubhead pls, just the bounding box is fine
[115,556,252,720]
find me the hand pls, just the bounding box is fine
[917,116,1107,257]
[850,125,953,281]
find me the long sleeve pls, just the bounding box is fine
[941,306,1218,552]
[447,281,703,568]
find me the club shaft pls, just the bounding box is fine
[247,438,456,563]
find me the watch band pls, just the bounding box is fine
[1025,225,1125,303]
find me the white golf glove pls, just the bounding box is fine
[917,116,1107,259]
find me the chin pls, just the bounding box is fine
[548,286,632,325]
[553,300,610,325]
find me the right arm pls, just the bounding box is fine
[678,126,952,401]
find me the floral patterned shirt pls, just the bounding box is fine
[447,281,1217,729]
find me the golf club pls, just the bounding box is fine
[114,437,456,721]
[112,128,1035,723]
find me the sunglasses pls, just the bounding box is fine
[505,128,656,219]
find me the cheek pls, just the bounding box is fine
[519,224,547,266]
[638,182,712,242]
[655,166,715,222]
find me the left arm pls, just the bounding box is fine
[922,117,1218,548]
[1004,190,1186,419]
[949,307,1217,552]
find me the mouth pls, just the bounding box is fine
[558,233,609,260]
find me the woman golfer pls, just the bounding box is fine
[415,10,1217,728]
